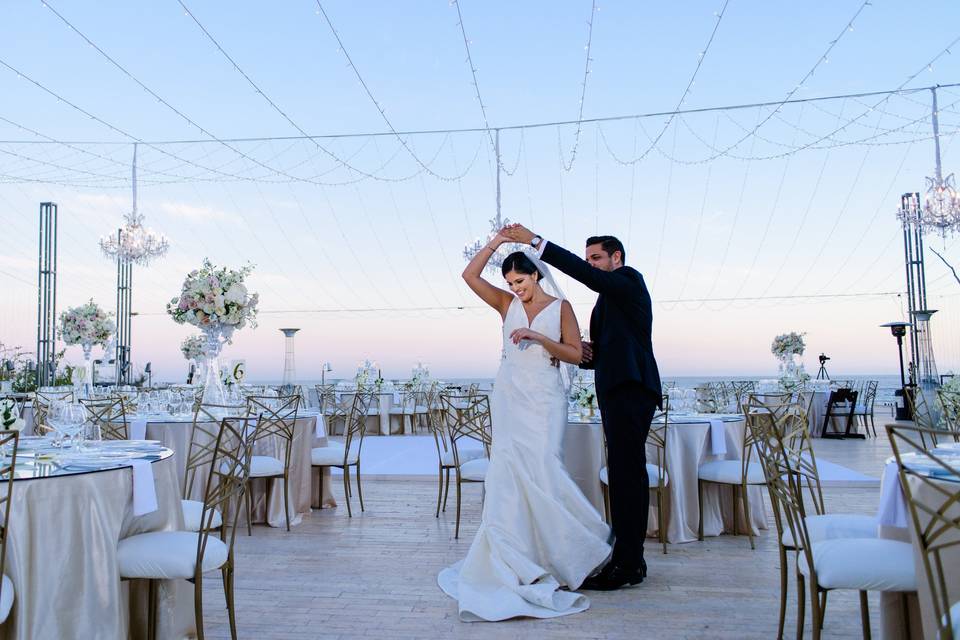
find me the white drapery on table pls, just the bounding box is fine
[562,414,767,544]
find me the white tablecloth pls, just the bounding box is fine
[563,414,767,544]
[0,454,188,640]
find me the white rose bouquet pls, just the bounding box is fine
[59,300,115,347]
[166,259,259,342]
[771,332,806,358]
[180,335,204,361]
[574,386,596,409]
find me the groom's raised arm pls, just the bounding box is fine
[540,241,637,299]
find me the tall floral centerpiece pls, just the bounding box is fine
[59,300,115,397]
[180,335,205,384]
[355,359,377,387]
[771,332,808,387]
[167,260,259,405]
[411,362,430,387]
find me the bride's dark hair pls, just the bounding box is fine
[501,251,541,281]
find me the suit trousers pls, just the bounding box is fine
[598,381,658,571]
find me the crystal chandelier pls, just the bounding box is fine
[916,87,960,237]
[463,212,524,274]
[99,144,169,266]
[921,173,960,236]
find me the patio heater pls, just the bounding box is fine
[280,328,300,391]
[880,321,912,421]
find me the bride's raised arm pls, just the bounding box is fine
[461,233,514,318]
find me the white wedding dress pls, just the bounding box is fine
[438,296,612,622]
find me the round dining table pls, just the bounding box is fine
[0,437,187,640]
[562,412,767,544]
[875,437,960,639]
[125,409,336,527]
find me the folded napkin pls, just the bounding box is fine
[876,461,908,528]
[709,419,727,456]
[130,417,148,441]
[130,459,158,516]
[316,415,327,438]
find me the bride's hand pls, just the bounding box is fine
[509,328,543,345]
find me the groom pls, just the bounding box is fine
[502,224,662,591]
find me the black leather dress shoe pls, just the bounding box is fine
[579,565,643,591]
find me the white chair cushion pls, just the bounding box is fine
[249,455,284,477]
[698,460,766,485]
[459,458,488,481]
[439,448,485,467]
[798,538,916,592]
[311,443,357,466]
[0,574,13,623]
[781,513,878,548]
[181,499,223,532]
[599,465,667,487]
[118,531,228,580]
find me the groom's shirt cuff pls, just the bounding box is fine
[534,239,547,258]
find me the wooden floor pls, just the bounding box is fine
[199,435,892,639]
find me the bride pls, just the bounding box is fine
[437,231,611,622]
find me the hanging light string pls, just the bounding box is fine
[558,0,599,172]
[313,1,476,183]
[451,0,498,167]
[605,0,731,168]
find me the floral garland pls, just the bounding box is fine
[180,335,204,361]
[771,332,806,359]
[59,300,115,347]
[166,259,259,341]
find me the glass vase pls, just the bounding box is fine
[200,327,227,406]
[78,343,94,399]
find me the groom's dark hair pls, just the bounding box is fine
[586,235,626,263]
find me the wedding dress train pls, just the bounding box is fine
[438,297,611,622]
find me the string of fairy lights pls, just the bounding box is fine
[0,1,959,331]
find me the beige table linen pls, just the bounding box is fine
[563,416,767,544]
[0,455,187,640]
[142,413,335,527]
[876,461,948,640]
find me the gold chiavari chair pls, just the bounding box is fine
[244,395,299,533]
[32,389,74,435]
[697,394,766,549]
[181,402,249,533]
[887,423,960,640]
[908,388,942,448]
[0,431,18,625]
[937,387,960,443]
[79,397,128,441]
[730,380,758,413]
[749,394,892,639]
[311,389,374,517]
[600,395,670,554]
[431,392,487,519]
[315,384,347,436]
[119,416,254,640]
[756,421,915,640]
[439,393,493,539]
[853,380,880,437]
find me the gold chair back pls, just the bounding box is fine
[439,393,493,468]
[341,389,375,465]
[887,423,960,639]
[33,389,74,435]
[648,396,670,488]
[79,397,128,441]
[184,402,248,499]
[936,387,960,443]
[246,394,299,471]
[195,417,254,568]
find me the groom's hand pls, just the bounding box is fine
[580,340,593,364]
[501,223,535,245]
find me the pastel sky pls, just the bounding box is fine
[2,1,960,382]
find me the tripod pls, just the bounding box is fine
[816,354,830,380]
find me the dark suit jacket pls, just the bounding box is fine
[541,241,662,406]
